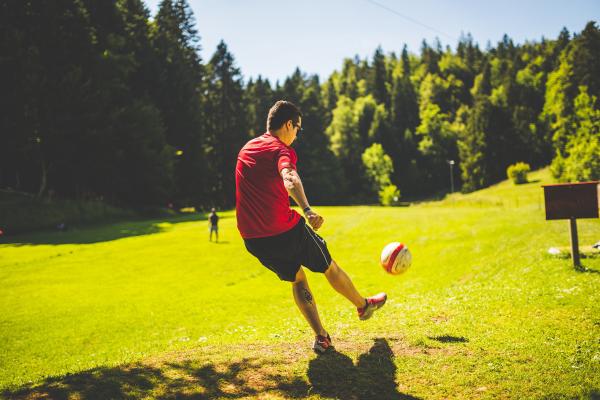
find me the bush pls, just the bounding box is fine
[507,162,531,184]
[0,190,135,234]
[379,184,401,206]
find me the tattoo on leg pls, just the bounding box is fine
[302,288,313,305]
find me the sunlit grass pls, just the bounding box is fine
[1,168,599,398]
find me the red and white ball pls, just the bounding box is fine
[380,242,412,275]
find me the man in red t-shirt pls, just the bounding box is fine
[236,100,387,354]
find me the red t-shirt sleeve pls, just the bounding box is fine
[276,146,297,173]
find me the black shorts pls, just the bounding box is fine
[244,218,332,282]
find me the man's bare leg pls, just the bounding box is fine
[324,260,366,308]
[292,267,327,336]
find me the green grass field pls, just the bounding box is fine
[1,169,599,399]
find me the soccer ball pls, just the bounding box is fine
[380,242,412,275]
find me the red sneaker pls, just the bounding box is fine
[358,293,387,320]
[313,333,333,354]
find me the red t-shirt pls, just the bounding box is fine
[236,132,301,239]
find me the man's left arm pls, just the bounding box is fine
[281,167,324,230]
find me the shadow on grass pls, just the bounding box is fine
[0,214,206,245]
[3,339,421,400]
[3,358,310,400]
[308,338,421,400]
[427,335,469,343]
[576,264,600,274]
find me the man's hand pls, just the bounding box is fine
[305,209,324,230]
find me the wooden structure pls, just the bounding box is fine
[542,181,600,268]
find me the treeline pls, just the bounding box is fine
[1,1,599,209]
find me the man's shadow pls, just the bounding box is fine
[308,338,421,400]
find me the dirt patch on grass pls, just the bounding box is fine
[4,338,457,399]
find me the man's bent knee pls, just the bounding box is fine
[293,267,307,284]
[324,260,338,276]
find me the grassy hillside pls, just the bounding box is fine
[1,168,599,399]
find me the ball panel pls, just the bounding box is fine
[380,242,400,265]
[391,247,411,275]
[386,243,405,273]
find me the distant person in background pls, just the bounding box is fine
[235,100,387,354]
[209,208,219,242]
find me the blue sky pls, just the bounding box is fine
[144,0,599,84]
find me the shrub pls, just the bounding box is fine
[379,184,401,206]
[0,190,135,234]
[507,162,531,184]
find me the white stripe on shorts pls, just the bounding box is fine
[304,224,330,268]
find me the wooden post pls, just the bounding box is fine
[543,181,599,270]
[569,217,580,268]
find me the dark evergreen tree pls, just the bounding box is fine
[0,0,98,197]
[294,76,342,204]
[459,62,515,191]
[339,58,359,100]
[204,41,249,207]
[152,0,206,206]
[3,6,593,207]
[420,40,441,74]
[245,75,274,136]
[321,74,339,127]
[545,21,600,158]
[389,45,421,195]
[370,46,390,107]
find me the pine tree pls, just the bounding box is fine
[0,0,98,197]
[326,96,366,199]
[245,75,274,136]
[460,62,515,191]
[205,41,249,207]
[339,58,359,100]
[293,75,342,204]
[152,0,205,206]
[550,86,600,181]
[370,46,390,108]
[420,40,441,74]
[279,68,305,104]
[389,45,420,195]
[75,0,175,205]
[544,21,600,160]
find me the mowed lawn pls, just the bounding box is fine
[1,169,599,399]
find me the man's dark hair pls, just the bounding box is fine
[267,100,302,132]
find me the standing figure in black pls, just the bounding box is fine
[208,208,219,243]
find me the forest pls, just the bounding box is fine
[2,0,599,209]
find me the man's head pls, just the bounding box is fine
[267,100,303,146]
[211,207,216,213]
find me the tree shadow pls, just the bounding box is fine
[308,338,421,400]
[3,357,310,400]
[3,339,423,399]
[427,335,469,343]
[0,214,206,245]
